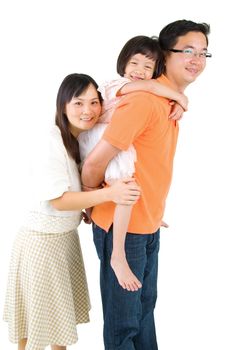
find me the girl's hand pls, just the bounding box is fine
[168,102,185,121]
[175,93,188,111]
[109,178,140,205]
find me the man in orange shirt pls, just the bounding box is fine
[82,20,211,350]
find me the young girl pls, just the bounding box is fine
[79,36,188,292]
[3,73,140,350]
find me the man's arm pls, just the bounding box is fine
[81,139,120,188]
[82,92,153,188]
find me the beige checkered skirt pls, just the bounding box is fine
[3,213,90,350]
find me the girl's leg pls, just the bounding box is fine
[51,346,66,350]
[111,204,142,291]
[18,339,27,350]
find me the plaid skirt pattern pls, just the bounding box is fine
[3,213,90,350]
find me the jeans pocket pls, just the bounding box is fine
[124,233,147,261]
[92,223,104,260]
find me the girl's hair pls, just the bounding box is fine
[55,73,103,164]
[117,35,164,78]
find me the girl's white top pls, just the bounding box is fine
[98,77,130,122]
[78,77,137,181]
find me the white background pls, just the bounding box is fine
[0,1,231,349]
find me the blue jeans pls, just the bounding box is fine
[93,224,160,350]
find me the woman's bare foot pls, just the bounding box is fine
[111,255,142,291]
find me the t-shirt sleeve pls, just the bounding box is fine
[103,92,155,150]
[98,78,131,100]
[33,132,71,201]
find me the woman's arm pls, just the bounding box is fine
[50,178,140,211]
[118,80,188,111]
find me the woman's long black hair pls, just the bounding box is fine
[55,73,103,164]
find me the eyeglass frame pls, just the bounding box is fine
[168,48,212,58]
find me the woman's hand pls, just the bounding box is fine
[108,178,140,205]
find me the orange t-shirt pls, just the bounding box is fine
[92,75,179,234]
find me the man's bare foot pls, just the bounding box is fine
[110,255,142,291]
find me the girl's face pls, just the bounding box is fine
[124,53,156,81]
[65,83,102,137]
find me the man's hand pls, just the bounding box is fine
[81,209,92,224]
[160,220,169,228]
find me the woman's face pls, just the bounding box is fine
[65,83,102,137]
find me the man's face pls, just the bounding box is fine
[165,31,208,91]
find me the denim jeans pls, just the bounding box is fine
[93,224,160,350]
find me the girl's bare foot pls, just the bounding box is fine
[111,255,142,291]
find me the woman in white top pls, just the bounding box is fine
[3,73,140,350]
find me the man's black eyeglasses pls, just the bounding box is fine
[168,48,212,59]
